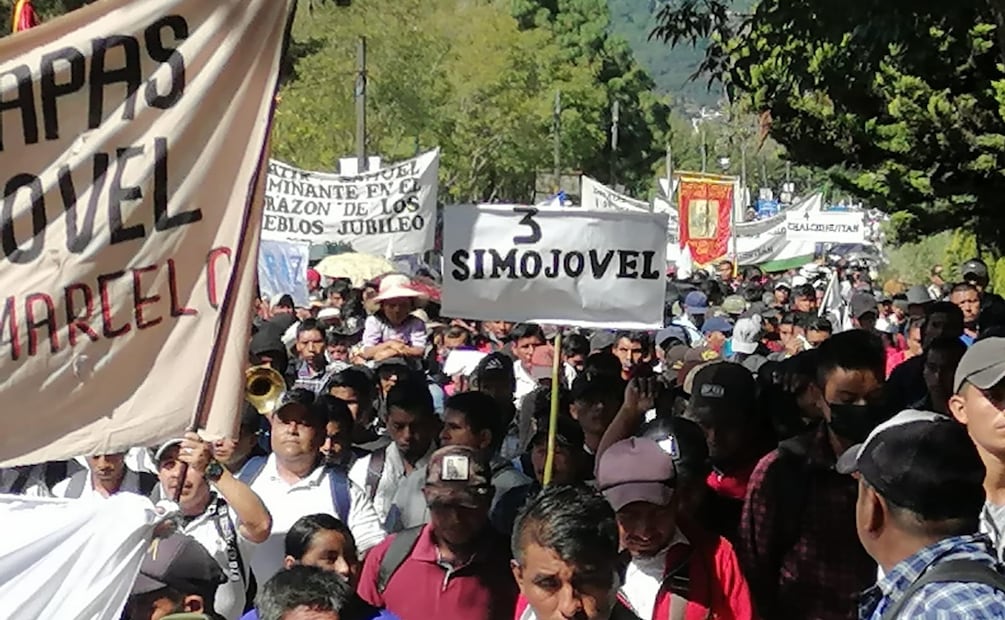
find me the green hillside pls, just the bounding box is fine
[608,0,746,106]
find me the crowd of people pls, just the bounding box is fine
[6,254,1005,620]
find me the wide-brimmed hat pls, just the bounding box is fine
[373,274,426,303]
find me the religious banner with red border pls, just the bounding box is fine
[676,173,735,265]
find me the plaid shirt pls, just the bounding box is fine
[292,359,334,395]
[739,422,876,620]
[858,535,1005,619]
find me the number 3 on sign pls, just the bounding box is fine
[513,208,541,245]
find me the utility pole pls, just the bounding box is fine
[355,37,367,172]
[610,99,620,186]
[553,90,562,192]
[666,135,674,200]
[700,124,707,173]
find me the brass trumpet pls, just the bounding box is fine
[245,365,286,415]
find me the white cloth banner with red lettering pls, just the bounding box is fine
[0,0,294,465]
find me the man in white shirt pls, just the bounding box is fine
[349,380,438,523]
[155,432,272,620]
[46,452,157,499]
[247,397,386,584]
[510,324,546,410]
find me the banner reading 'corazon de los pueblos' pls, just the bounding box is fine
[0,0,294,465]
[263,150,439,256]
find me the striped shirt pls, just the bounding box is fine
[858,534,1005,619]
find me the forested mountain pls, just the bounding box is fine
[608,0,750,106]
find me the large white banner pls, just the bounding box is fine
[442,206,668,328]
[0,0,292,465]
[580,176,651,213]
[263,149,440,255]
[0,493,161,620]
[785,209,865,244]
[258,240,310,308]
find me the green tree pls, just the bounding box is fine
[273,0,608,203]
[509,0,673,194]
[653,0,1005,251]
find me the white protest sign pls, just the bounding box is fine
[785,209,865,244]
[737,193,821,264]
[258,240,310,308]
[580,176,652,212]
[0,0,292,465]
[263,150,440,256]
[442,206,668,328]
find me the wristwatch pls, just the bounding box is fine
[204,459,225,483]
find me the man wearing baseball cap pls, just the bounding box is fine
[357,446,517,620]
[837,410,1005,618]
[596,438,754,620]
[684,363,774,541]
[950,337,1005,562]
[123,531,228,620]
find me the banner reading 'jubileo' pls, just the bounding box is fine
[0,0,293,465]
[442,206,668,329]
[263,150,439,255]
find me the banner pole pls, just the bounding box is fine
[542,328,564,486]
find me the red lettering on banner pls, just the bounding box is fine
[168,258,197,317]
[206,246,232,309]
[1,295,22,361]
[132,264,162,329]
[3,248,233,363]
[97,270,131,338]
[65,283,99,346]
[25,292,59,355]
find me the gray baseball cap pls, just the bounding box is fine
[954,337,1005,393]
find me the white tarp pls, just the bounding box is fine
[785,209,866,244]
[257,239,310,308]
[442,205,668,328]
[0,493,163,620]
[580,176,651,212]
[262,149,440,255]
[0,0,292,465]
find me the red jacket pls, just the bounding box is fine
[618,523,757,620]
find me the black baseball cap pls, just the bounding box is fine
[686,362,756,423]
[639,415,711,482]
[131,532,227,597]
[836,410,985,520]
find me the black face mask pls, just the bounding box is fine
[827,403,883,443]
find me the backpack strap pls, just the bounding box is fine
[7,467,34,495]
[376,525,424,593]
[206,495,247,587]
[236,455,268,486]
[42,462,69,493]
[365,447,387,502]
[63,469,90,498]
[135,471,158,497]
[328,467,352,523]
[880,559,1005,620]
